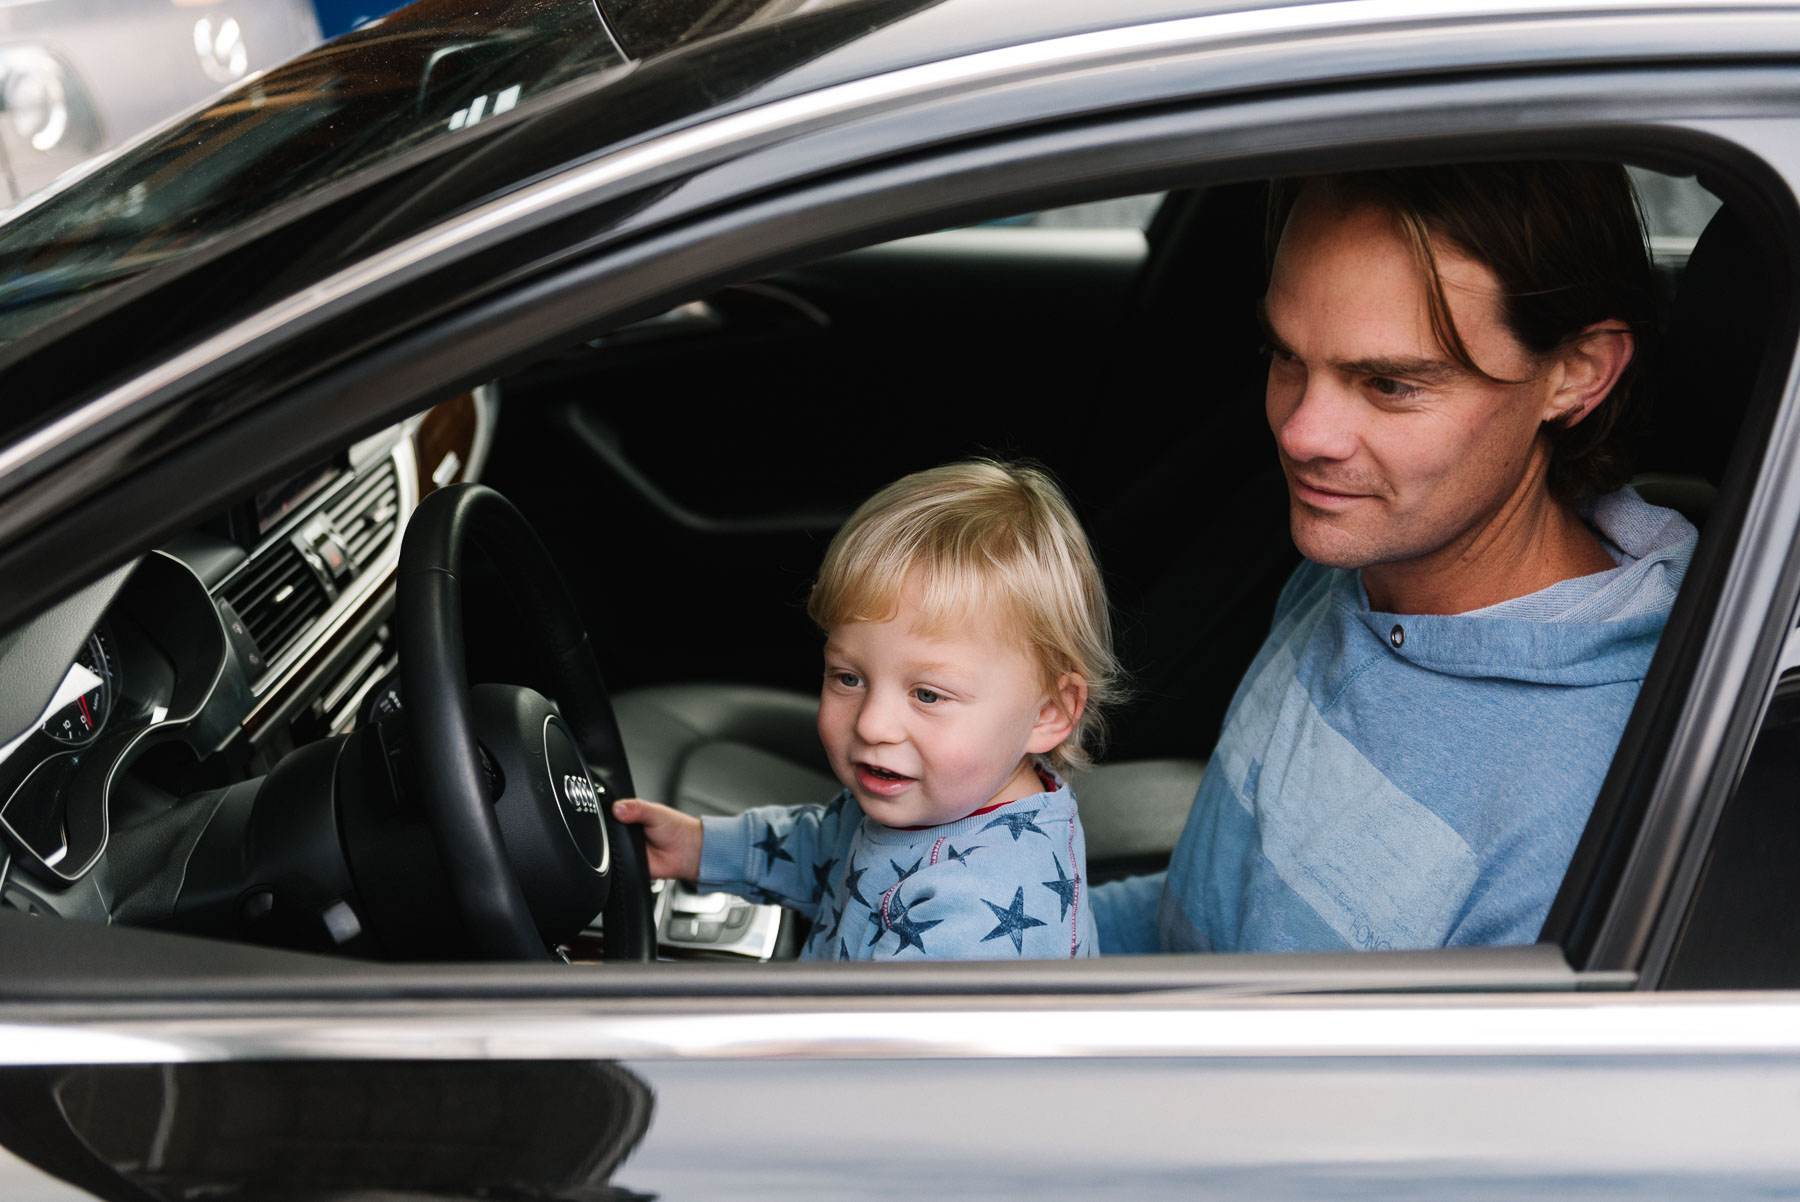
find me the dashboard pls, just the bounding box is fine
[0,390,494,926]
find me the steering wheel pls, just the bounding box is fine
[397,483,656,961]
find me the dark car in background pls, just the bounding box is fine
[4,0,1800,1197]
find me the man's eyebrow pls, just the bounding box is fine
[1255,298,1289,355]
[1256,297,1463,383]
[1337,355,1463,384]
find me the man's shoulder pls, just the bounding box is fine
[1270,558,1348,633]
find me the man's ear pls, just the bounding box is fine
[1543,319,1635,428]
[1026,674,1087,755]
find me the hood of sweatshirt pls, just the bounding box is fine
[1338,487,1698,688]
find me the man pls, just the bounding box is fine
[1093,162,1698,953]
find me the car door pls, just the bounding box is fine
[8,3,1800,1200]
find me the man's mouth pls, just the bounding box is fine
[1291,476,1370,506]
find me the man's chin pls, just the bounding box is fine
[1290,513,1383,570]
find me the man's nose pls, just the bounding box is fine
[1272,373,1360,463]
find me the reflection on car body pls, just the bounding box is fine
[5,0,1800,1197]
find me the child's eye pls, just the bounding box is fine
[913,687,942,704]
[827,670,862,689]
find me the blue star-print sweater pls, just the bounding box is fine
[697,775,1097,960]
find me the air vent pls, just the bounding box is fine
[326,458,401,569]
[220,542,331,669]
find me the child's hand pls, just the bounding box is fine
[611,798,703,880]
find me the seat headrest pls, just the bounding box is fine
[1649,204,1770,487]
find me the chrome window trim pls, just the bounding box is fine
[3,0,1799,495]
[5,992,1800,1065]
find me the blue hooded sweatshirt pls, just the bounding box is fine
[1093,488,1698,954]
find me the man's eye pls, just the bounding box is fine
[913,687,942,704]
[1368,377,1417,400]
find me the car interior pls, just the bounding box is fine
[0,158,1780,976]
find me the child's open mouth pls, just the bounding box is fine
[855,762,915,795]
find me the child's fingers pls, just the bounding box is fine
[609,798,700,879]
[611,798,664,825]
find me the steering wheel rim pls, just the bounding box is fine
[397,482,656,960]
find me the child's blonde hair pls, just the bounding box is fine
[807,459,1119,774]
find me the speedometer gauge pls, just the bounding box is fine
[40,630,114,746]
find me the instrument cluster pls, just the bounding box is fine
[0,392,488,914]
[0,553,227,885]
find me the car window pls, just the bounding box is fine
[496,166,1722,962]
[1629,165,1722,243]
[981,193,1166,229]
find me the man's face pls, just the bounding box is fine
[1261,190,1562,581]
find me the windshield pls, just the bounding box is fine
[0,0,626,342]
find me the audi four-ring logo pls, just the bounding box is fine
[561,774,601,815]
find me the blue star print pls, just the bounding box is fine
[843,854,871,908]
[695,774,1093,961]
[981,887,1047,954]
[886,888,943,955]
[811,857,838,904]
[1041,854,1077,922]
[754,826,794,871]
[979,809,1048,841]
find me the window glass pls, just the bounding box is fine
[988,193,1166,229]
[1629,165,1722,245]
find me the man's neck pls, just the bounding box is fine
[1362,483,1616,616]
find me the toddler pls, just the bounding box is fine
[612,460,1118,959]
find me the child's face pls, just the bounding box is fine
[817,586,1074,828]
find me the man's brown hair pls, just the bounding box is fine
[1267,162,1656,502]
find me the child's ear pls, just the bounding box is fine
[1026,674,1087,755]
